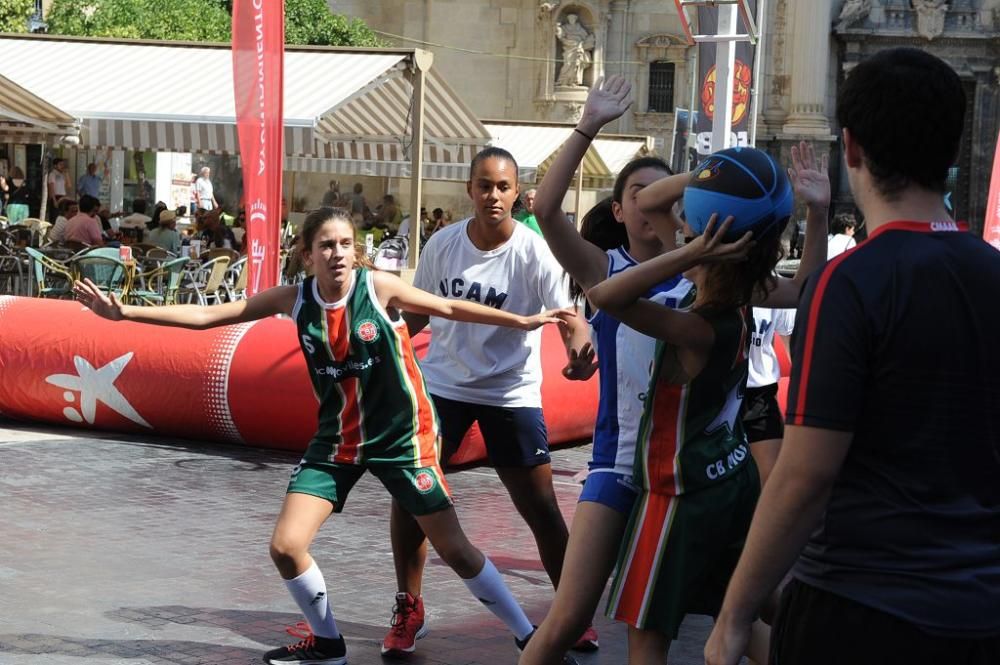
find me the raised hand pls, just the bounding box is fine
[789,141,830,210]
[562,342,599,381]
[73,278,126,321]
[579,75,633,135]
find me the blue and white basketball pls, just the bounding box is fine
[683,147,793,241]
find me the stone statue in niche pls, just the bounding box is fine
[911,0,949,40]
[555,14,595,87]
[836,0,872,28]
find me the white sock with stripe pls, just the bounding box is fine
[284,561,341,639]
[461,557,534,640]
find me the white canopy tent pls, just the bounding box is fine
[0,73,79,146]
[484,120,652,190]
[0,35,492,265]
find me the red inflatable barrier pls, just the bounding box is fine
[0,296,598,465]
[774,334,791,414]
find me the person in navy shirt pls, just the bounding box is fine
[707,47,1000,665]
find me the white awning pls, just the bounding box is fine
[0,35,489,169]
[284,139,479,181]
[0,72,79,144]
[485,121,651,188]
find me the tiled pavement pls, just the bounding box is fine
[0,420,718,665]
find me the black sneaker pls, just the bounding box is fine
[263,622,347,664]
[515,627,580,665]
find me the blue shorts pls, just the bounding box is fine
[431,394,551,468]
[579,469,640,515]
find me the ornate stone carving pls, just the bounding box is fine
[563,102,584,121]
[911,0,949,40]
[555,14,596,87]
[538,0,561,18]
[836,0,872,28]
[982,0,1000,30]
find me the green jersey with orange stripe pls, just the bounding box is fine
[293,269,440,468]
[634,306,753,495]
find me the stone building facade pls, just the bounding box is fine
[330,0,1000,231]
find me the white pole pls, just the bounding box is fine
[710,3,738,153]
[749,0,768,146]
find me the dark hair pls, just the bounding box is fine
[58,198,77,215]
[52,158,65,168]
[79,194,100,214]
[696,228,784,315]
[432,207,443,218]
[568,157,674,301]
[132,198,147,214]
[469,147,519,180]
[836,47,964,199]
[569,197,617,301]
[9,166,24,179]
[353,182,363,194]
[831,212,856,235]
[612,156,672,205]
[301,206,374,269]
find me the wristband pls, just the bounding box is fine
[574,128,595,141]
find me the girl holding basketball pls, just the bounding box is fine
[582,117,829,663]
[74,207,577,665]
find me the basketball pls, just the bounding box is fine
[683,147,793,241]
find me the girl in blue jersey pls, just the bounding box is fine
[519,76,693,663]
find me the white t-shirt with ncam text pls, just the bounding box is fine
[413,218,572,408]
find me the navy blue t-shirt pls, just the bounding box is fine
[786,220,1000,638]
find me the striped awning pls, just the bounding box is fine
[0,36,489,169]
[485,121,651,189]
[485,122,606,179]
[80,120,315,156]
[0,72,79,144]
[284,139,481,181]
[286,137,540,182]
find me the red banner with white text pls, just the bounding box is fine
[985,131,1000,251]
[232,0,284,296]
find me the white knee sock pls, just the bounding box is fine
[462,557,534,640]
[284,561,341,639]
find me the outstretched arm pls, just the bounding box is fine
[533,75,634,292]
[757,141,830,308]
[73,278,296,329]
[374,271,571,331]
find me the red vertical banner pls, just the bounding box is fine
[232,0,284,296]
[985,131,1000,251]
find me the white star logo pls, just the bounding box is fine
[45,353,152,428]
[705,381,743,436]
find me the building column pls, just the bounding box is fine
[781,0,834,135]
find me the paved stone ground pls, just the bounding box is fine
[0,420,718,665]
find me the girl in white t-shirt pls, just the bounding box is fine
[743,307,795,485]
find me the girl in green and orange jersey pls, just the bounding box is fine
[74,207,578,665]
[583,142,830,665]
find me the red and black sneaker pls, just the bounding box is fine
[380,592,428,656]
[262,622,347,664]
[571,624,599,652]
